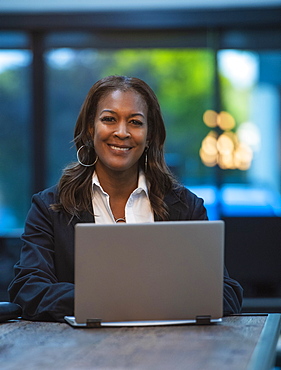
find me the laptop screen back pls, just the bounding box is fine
[74,221,224,324]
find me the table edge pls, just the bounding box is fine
[247,313,281,370]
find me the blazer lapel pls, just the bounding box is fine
[80,210,95,223]
[69,207,95,229]
[155,189,188,221]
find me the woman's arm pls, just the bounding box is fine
[8,189,75,322]
[172,187,243,314]
[223,267,243,315]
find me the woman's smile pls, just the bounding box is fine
[108,144,132,152]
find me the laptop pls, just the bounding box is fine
[64,220,224,327]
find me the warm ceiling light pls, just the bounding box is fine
[203,110,218,128]
[217,111,236,131]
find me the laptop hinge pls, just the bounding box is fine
[196,315,212,325]
[86,318,102,328]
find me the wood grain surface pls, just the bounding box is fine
[0,315,273,369]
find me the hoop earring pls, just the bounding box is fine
[77,145,98,167]
[144,147,149,173]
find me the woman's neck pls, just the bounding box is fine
[95,164,139,199]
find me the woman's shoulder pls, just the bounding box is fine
[32,185,59,205]
[166,184,207,220]
[170,183,201,202]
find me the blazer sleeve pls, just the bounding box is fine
[192,191,243,314]
[171,187,243,315]
[223,266,243,315]
[8,190,74,322]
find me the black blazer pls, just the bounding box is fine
[9,185,243,322]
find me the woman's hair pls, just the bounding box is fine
[52,75,178,220]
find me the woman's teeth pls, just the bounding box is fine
[111,145,130,151]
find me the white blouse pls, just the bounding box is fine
[92,170,154,224]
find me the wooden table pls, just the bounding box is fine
[1,314,280,369]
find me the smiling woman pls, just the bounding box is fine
[51,75,174,221]
[8,75,243,322]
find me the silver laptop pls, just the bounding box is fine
[65,220,224,327]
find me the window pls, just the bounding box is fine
[216,50,281,217]
[0,21,280,232]
[0,48,32,232]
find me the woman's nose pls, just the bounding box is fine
[114,122,130,139]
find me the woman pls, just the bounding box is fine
[9,75,243,322]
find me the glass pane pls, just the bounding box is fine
[0,31,29,49]
[0,50,32,233]
[45,48,215,187]
[216,50,281,216]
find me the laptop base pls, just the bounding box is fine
[64,315,222,328]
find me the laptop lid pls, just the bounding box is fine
[66,220,224,327]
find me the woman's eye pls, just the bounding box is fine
[131,119,143,126]
[101,116,115,123]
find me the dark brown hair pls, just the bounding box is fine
[52,75,178,220]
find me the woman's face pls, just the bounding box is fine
[92,89,148,175]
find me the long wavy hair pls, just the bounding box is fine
[52,75,178,220]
